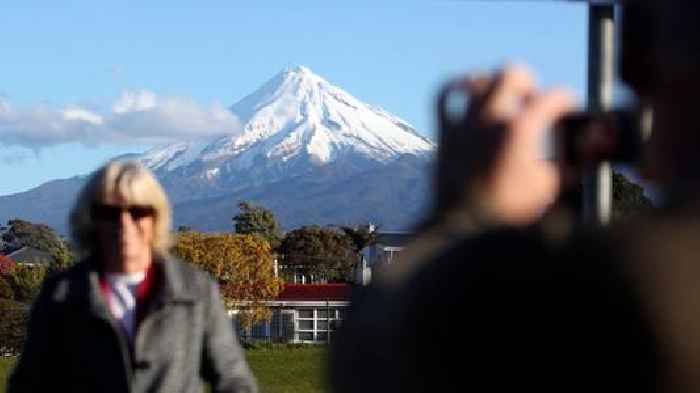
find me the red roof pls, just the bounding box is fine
[276,284,352,301]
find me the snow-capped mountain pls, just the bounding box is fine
[0,66,435,232]
[138,65,434,186]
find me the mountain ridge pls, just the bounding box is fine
[0,65,434,233]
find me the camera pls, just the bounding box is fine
[436,81,647,170]
[554,109,646,168]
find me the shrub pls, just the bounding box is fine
[0,298,28,355]
[0,277,13,300]
[6,265,48,303]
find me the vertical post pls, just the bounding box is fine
[583,4,615,225]
[278,305,283,341]
[326,299,331,344]
[294,310,299,343]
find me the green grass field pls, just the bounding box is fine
[0,358,13,393]
[246,346,327,393]
[0,346,327,393]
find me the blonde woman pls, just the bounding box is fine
[8,161,257,393]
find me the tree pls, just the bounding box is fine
[172,231,283,329]
[5,265,48,303]
[337,224,378,253]
[280,225,357,283]
[2,219,74,269]
[556,171,653,222]
[4,219,61,253]
[0,254,45,354]
[0,254,16,276]
[0,255,16,300]
[232,201,282,250]
[612,171,654,220]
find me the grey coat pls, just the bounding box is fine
[8,257,258,393]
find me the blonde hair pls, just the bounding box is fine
[70,160,172,257]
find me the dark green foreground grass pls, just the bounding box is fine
[0,346,326,393]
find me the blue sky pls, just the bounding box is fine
[0,1,588,195]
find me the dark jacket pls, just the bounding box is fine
[8,257,258,393]
[332,223,665,393]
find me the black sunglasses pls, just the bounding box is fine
[91,204,156,222]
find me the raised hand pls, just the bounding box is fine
[435,65,576,226]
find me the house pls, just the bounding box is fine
[234,283,352,344]
[353,257,372,286]
[356,229,415,285]
[6,246,53,267]
[365,230,414,267]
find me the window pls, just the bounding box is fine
[299,320,314,330]
[299,310,314,319]
[382,246,403,265]
[270,311,295,341]
[296,308,344,343]
[298,332,314,341]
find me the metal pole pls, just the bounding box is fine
[583,4,615,225]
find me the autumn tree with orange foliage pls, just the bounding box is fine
[0,254,16,276]
[172,231,283,329]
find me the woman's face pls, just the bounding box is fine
[94,193,156,273]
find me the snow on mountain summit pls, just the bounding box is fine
[0,67,436,232]
[223,65,434,163]
[139,66,435,175]
[140,141,211,171]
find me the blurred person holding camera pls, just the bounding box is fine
[8,161,257,393]
[331,0,700,392]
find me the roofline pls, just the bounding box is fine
[6,246,29,258]
[281,283,351,287]
[230,300,351,308]
[266,300,350,306]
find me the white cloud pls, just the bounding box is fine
[108,93,241,141]
[112,90,157,113]
[63,107,104,125]
[0,90,242,150]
